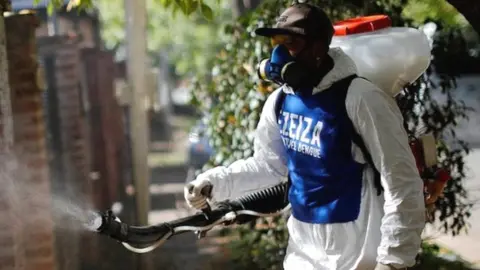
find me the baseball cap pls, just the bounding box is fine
[255,3,334,45]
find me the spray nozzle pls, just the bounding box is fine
[93,210,174,246]
[91,210,131,242]
[83,211,104,232]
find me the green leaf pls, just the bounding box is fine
[47,2,54,15]
[200,2,213,20]
[184,0,198,15]
[174,0,188,14]
[160,0,173,8]
[171,3,180,18]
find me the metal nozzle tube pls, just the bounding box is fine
[91,210,172,245]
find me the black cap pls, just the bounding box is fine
[255,3,334,45]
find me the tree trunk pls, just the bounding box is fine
[243,0,262,12]
[232,0,246,18]
[446,0,480,34]
[0,0,13,147]
[232,0,263,18]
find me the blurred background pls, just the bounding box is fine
[0,0,479,269]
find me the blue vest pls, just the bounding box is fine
[277,77,365,224]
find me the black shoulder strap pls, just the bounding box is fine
[273,89,290,204]
[274,76,383,196]
[337,75,383,196]
[274,88,286,120]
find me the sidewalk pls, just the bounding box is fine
[147,114,231,269]
[424,149,480,268]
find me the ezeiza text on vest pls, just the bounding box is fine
[278,111,323,159]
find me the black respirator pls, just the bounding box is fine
[256,44,312,89]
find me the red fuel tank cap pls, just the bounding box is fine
[334,15,392,36]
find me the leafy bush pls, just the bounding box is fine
[411,242,477,270]
[227,218,289,270]
[190,0,474,268]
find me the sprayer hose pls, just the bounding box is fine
[119,204,291,253]
[120,182,291,253]
[235,182,289,213]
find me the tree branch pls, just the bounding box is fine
[446,0,480,35]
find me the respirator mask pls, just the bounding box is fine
[256,36,322,90]
[257,44,308,89]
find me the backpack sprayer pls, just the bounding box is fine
[329,15,452,219]
[87,182,290,253]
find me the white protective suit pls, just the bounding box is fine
[195,47,426,269]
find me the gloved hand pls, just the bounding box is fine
[184,177,213,210]
[374,263,407,270]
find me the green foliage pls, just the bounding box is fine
[69,0,477,78]
[190,2,275,168]
[228,219,289,270]
[410,242,477,270]
[154,0,218,19]
[95,0,231,76]
[402,0,468,28]
[43,0,216,18]
[39,0,94,14]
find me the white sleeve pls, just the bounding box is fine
[346,79,426,268]
[197,89,288,202]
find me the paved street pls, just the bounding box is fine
[146,115,231,270]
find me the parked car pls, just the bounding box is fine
[186,115,214,182]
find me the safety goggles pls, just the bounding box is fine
[270,34,296,47]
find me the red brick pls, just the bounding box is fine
[0,234,15,248]
[25,171,49,184]
[11,100,42,114]
[25,200,50,213]
[15,143,46,157]
[0,246,16,258]
[6,13,57,270]
[15,130,45,142]
[25,245,53,258]
[25,259,55,270]
[10,112,43,127]
[28,232,53,243]
[0,197,10,212]
[23,211,52,223]
[25,157,48,170]
[0,254,15,269]
[0,218,12,231]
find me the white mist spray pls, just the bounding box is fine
[0,150,102,236]
[84,211,103,232]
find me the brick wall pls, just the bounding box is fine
[37,36,92,270]
[3,12,56,270]
[0,7,112,270]
[0,1,13,148]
